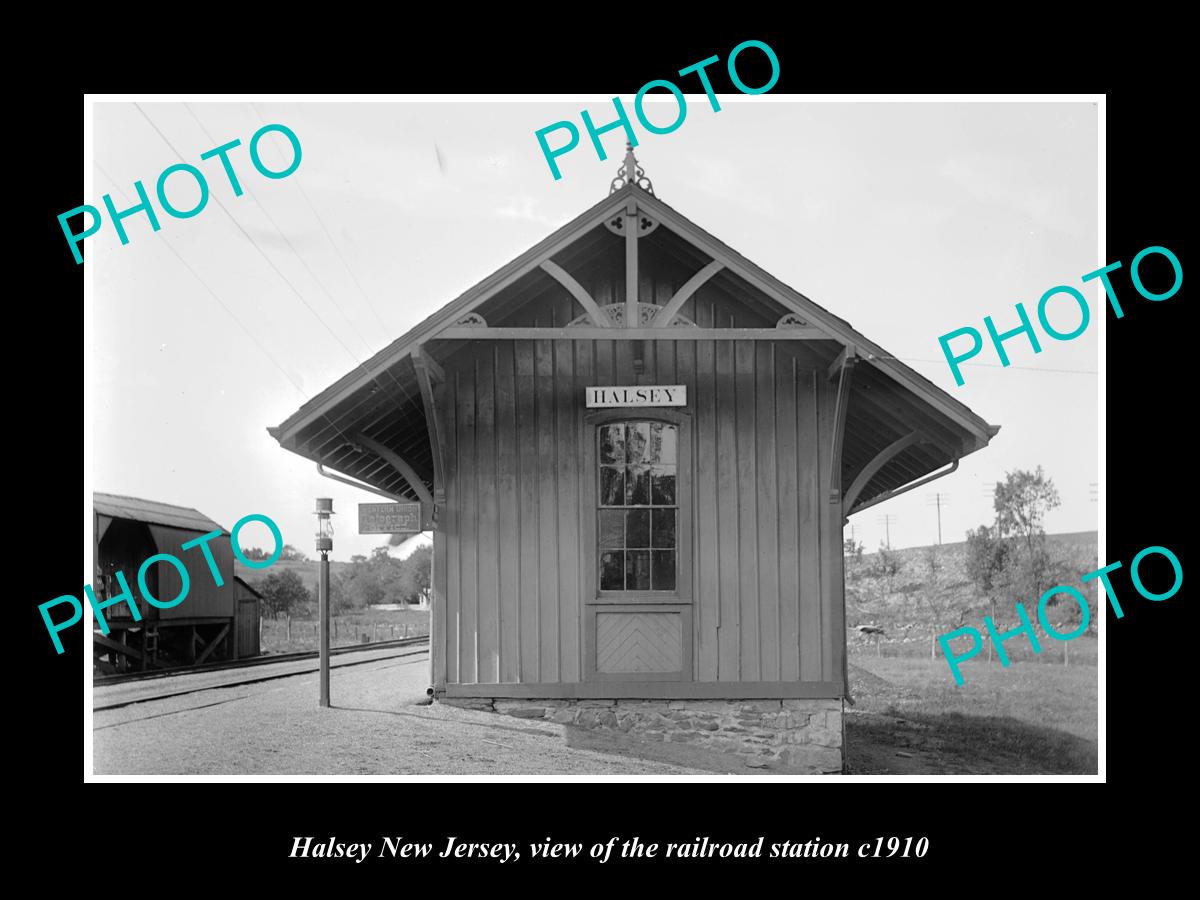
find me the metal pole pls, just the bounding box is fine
[319,548,330,707]
[315,497,334,707]
[936,493,942,545]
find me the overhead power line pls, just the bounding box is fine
[135,102,364,366]
[249,100,391,335]
[132,103,423,448]
[95,162,309,401]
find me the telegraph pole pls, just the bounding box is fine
[315,498,334,708]
[926,492,949,545]
[876,514,895,548]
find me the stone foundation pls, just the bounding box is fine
[438,696,843,773]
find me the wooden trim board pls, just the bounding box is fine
[443,680,844,699]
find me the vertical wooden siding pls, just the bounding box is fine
[434,337,839,687]
[145,524,235,621]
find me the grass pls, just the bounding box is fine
[260,607,429,654]
[845,651,1097,775]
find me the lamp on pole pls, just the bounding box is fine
[315,498,334,708]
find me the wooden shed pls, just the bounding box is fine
[93,492,253,672]
[269,150,998,771]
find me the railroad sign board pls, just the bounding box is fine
[358,502,424,534]
[585,385,686,408]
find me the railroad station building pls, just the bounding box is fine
[269,150,998,772]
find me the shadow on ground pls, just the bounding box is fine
[845,708,1098,775]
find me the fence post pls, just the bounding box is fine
[287,614,291,644]
[373,622,378,642]
[404,624,409,639]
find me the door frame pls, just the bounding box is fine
[579,408,693,681]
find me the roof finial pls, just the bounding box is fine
[609,141,655,196]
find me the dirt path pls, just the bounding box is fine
[93,653,767,776]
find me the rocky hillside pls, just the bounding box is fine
[845,531,1098,643]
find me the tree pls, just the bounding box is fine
[967,468,1066,662]
[966,524,1008,596]
[279,544,308,562]
[994,466,1061,550]
[258,569,312,619]
[843,536,865,563]
[240,547,270,561]
[916,545,969,659]
[993,467,1061,601]
[397,545,432,605]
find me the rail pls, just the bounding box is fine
[94,635,430,687]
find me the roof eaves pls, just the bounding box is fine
[270,186,638,444]
[636,191,999,447]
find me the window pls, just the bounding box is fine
[597,421,677,592]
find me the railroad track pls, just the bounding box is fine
[95,636,430,687]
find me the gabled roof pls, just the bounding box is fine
[269,181,998,510]
[234,575,264,598]
[94,492,227,535]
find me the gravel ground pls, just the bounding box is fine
[92,652,760,775]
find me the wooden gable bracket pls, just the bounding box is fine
[412,344,444,384]
[651,260,724,326]
[828,346,858,504]
[540,260,613,327]
[847,457,960,521]
[349,429,435,509]
[413,345,447,527]
[842,432,922,514]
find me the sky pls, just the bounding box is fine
[89,98,1099,560]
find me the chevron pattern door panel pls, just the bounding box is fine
[596,611,683,674]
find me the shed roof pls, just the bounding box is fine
[94,492,228,535]
[268,175,998,513]
[234,575,264,598]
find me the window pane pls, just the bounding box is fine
[651,466,676,505]
[626,423,651,463]
[651,509,676,548]
[599,509,624,546]
[647,422,677,464]
[651,550,676,590]
[658,424,677,463]
[597,421,681,594]
[626,550,651,590]
[626,509,650,547]
[600,550,624,590]
[626,465,650,505]
[599,425,625,463]
[600,466,625,506]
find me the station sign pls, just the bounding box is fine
[585,385,686,408]
[358,502,426,534]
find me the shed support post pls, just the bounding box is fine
[195,623,229,666]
